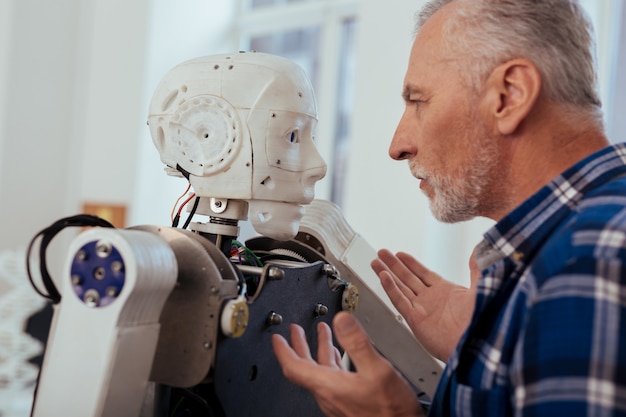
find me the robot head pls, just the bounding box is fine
[147,52,327,240]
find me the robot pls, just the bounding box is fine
[27,52,442,417]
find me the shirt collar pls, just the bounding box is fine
[476,143,626,271]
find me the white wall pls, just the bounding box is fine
[0,0,14,176]
[0,0,238,253]
[611,4,626,142]
[0,0,83,251]
[580,0,624,134]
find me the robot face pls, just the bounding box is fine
[248,107,327,241]
[148,52,327,240]
[254,110,326,202]
[241,58,326,241]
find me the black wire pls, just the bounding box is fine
[171,387,218,417]
[181,197,200,230]
[25,214,115,304]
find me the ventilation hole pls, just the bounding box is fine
[276,160,281,165]
[298,92,303,97]
[246,162,251,167]
[204,133,209,138]
[261,176,275,189]
[229,65,234,70]
[249,365,258,381]
[214,64,219,70]
[271,113,276,118]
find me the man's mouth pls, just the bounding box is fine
[408,161,432,191]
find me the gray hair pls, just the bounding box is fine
[416,0,603,124]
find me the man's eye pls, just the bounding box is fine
[410,99,425,110]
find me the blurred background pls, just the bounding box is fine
[0,0,624,415]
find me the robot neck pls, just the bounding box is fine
[187,197,249,257]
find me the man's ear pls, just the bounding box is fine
[483,59,541,135]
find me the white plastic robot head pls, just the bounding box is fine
[147,52,327,241]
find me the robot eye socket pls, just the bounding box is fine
[289,131,299,144]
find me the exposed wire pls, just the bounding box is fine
[181,196,200,230]
[172,192,196,228]
[231,240,263,267]
[169,387,213,416]
[170,183,192,223]
[26,214,115,304]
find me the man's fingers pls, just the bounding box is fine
[317,321,342,368]
[332,312,387,377]
[372,249,427,294]
[289,324,313,360]
[272,332,322,390]
[396,251,436,286]
[379,270,427,319]
[379,270,414,307]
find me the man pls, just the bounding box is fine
[272,0,626,416]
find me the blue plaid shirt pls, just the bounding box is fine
[429,143,626,416]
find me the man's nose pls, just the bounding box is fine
[389,111,417,161]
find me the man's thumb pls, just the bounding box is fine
[333,312,379,370]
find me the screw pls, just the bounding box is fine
[96,241,112,258]
[266,311,283,326]
[71,274,82,285]
[84,289,100,307]
[314,304,329,317]
[111,261,123,273]
[322,264,339,277]
[93,267,106,280]
[267,267,284,280]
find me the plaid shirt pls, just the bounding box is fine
[429,143,626,416]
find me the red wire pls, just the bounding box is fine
[177,193,197,217]
[170,183,192,222]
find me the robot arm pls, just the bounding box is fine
[296,199,444,397]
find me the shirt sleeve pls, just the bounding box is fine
[512,254,626,416]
